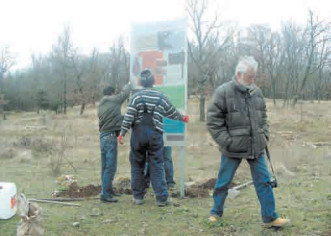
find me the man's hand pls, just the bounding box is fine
[183,115,189,123]
[118,134,124,145]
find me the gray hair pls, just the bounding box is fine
[235,56,258,75]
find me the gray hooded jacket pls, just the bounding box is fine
[207,78,269,159]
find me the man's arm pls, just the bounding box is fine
[261,98,269,141]
[120,95,137,137]
[114,83,132,104]
[207,88,232,149]
[163,95,184,121]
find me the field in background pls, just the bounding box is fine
[0,98,330,235]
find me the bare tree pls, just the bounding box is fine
[292,10,331,106]
[52,25,75,114]
[0,46,15,83]
[186,0,230,121]
[106,36,130,90]
[279,22,306,106]
[244,25,282,104]
[0,46,15,119]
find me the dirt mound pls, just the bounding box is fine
[58,178,233,198]
[60,183,101,198]
[58,178,133,198]
[195,178,217,189]
[185,187,210,198]
[181,178,236,198]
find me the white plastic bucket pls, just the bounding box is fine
[0,182,17,220]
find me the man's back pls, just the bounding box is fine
[98,84,131,132]
[121,88,183,135]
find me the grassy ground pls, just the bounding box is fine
[0,99,330,235]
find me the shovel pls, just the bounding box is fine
[227,180,253,199]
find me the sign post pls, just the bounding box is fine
[130,18,188,197]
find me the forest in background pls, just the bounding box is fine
[0,0,330,121]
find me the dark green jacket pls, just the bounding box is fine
[98,84,131,133]
[207,78,269,159]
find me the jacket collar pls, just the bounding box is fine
[232,76,258,96]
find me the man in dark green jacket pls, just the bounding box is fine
[207,56,290,227]
[98,82,131,202]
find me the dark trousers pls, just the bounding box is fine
[130,124,168,202]
[145,146,175,187]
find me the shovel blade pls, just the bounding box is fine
[227,189,240,199]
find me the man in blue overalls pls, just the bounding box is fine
[144,146,176,190]
[119,69,188,206]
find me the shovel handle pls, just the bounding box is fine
[233,180,253,190]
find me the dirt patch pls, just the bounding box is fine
[185,187,210,198]
[172,178,237,198]
[60,183,101,198]
[195,178,217,189]
[58,177,133,198]
[57,178,239,198]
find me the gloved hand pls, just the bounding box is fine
[118,134,124,144]
[183,115,189,123]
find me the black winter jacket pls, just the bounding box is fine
[207,78,269,159]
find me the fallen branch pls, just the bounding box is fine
[38,198,84,202]
[312,142,331,147]
[29,199,81,207]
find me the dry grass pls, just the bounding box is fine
[0,99,330,235]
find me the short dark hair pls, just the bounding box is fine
[103,86,115,95]
[140,69,155,88]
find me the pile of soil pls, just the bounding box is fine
[183,178,236,198]
[185,187,210,198]
[58,178,234,198]
[60,183,101,198]
[58,178,133,198]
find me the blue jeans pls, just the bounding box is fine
[164,146,175,186]
[211,155,279,223]
[130,125,168,202]
[100,132,118,198]
[145,146,175,187]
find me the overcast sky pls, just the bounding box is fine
[0,0,330,70]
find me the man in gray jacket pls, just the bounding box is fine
[98,83,131,202]
[207,56,290,227]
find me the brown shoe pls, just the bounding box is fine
[264,218,291,228]
[209,215,221,223]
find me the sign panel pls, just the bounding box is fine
[130,18,187,146]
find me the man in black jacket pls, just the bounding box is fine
[207,56,290,227]
[98,82,131,202]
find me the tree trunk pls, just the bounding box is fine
[80,103,85,115]
[63,77,67,114]
[199,94,206,121]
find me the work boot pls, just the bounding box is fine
[208,215,221,223]
[110,190,121,197]
[156,199,172,207]
[134,199,145,205]
[100,195,118,203]
[264,218,291,228]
